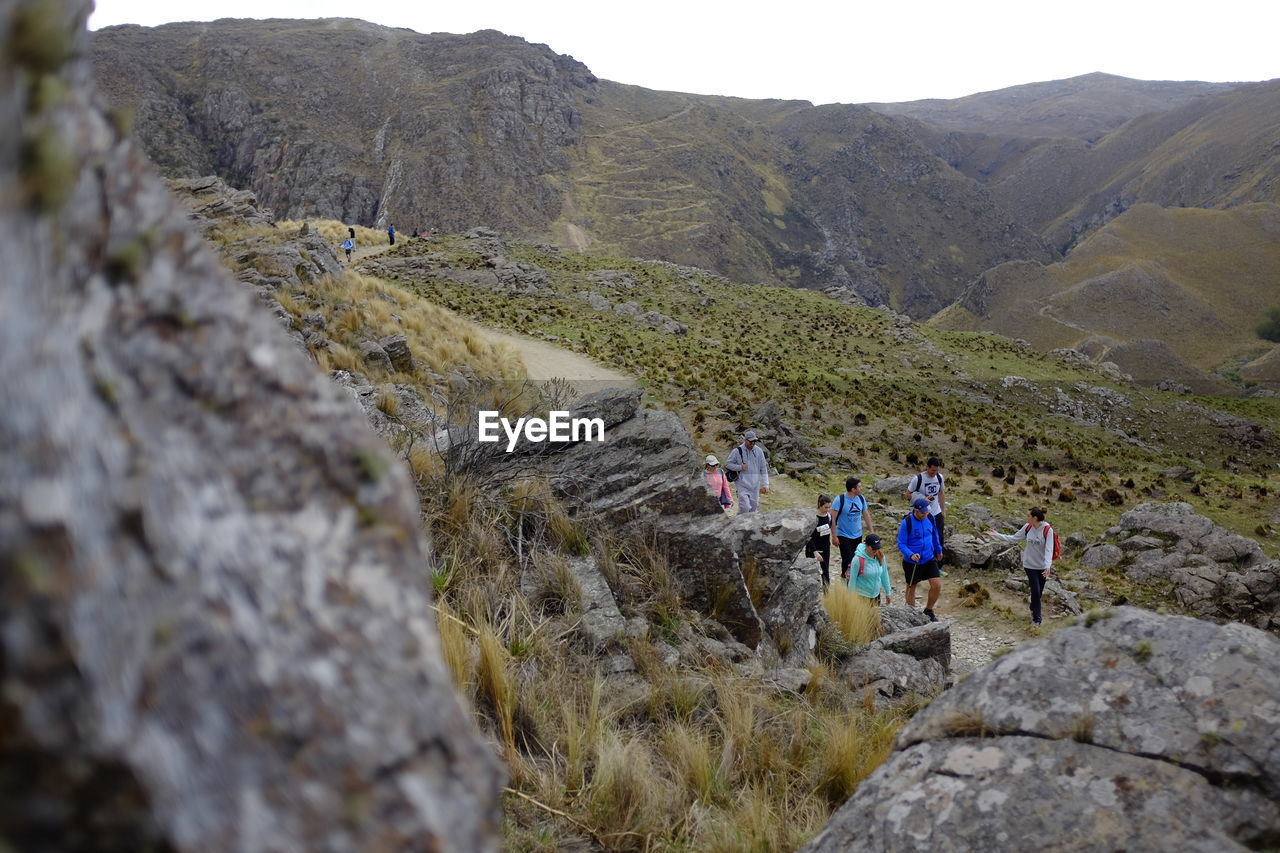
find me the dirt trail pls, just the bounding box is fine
[480,328,637,386]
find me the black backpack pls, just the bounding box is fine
[725,444,745,482]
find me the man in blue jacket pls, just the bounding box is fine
[898,498,943,622]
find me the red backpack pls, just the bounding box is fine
[1046,524,1061,562]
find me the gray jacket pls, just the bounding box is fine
[725,442,769,490]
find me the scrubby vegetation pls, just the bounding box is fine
[1258,306,1280,343]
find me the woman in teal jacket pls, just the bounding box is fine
[848,534,892,605]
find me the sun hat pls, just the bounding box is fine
[743,429,759,441]
[705,454,719,466]
[912,498,931,511]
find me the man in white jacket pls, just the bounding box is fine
[725,429,770,514]
[986,506,1054,627]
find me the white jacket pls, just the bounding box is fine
[992,522,1053,571]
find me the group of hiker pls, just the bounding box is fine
[338,224,431,263]
[705,430,1057,627]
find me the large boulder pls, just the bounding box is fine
[802,608,1280,852]
[654,510,811,649]
[0,3,501,848]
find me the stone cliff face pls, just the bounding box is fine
[92,20,593,233]
[1,2,502,849]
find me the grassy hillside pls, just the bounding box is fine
[361,231,1280,552]
[931,203,1280,387]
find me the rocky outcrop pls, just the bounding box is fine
[803,608,1280,852]
[1,3,501,848]
[1096,502,1278,631]
[655,510,812,649]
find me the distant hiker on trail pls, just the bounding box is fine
[703,454,733,512]
[898,497,943,621]
[348,226,356,239]
[906,456,947,546]
[341,237,354,262]
[986,506,1056,627]
[832,476,875,584]
[387,224,395,245]
[724,428,769,514]
[849,533,892,606]
[806,494,834,589]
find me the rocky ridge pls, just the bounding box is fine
[1,2,502,849]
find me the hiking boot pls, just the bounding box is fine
[924,609,938,622]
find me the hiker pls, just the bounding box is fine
[387,224,395,245]
[805,494,834,589]
[906,456,947,546]
[897,498,943,621]
[411,228,419,239]
[341,237,354,262]
[348,226,355,240]
[724,428,769,514]
[703,454,733,512]
[986,507,1054,627]
[831,476,875,583]
[848,533,892,605]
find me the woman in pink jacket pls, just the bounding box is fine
[703,455,732,512]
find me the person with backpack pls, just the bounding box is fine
[805,494,835,589]
[703,454,733,513]
[830,476,875,583]
[341,237,355,262]
[906,457,947,546]
[387,224,396,245]
[724,429,769,514]
[986,507,1056,627]
[898,498,944,621]
[848,533,892,605]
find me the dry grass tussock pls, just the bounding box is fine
[421,463,913,851]
[277,217,385,247]
[823,583,883,645]
[287,270,524,387]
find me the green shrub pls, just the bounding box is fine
[1257,306,1280,342]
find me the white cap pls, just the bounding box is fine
[705,454,719,466]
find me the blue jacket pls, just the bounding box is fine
[897,512,941,563]
[849,541,892,599]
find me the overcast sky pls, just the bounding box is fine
[88,0,1280,104]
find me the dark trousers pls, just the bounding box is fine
[934,513,945,547]
[1026,568,1047,623]
[807,540,832,588]
[838,536,863,579]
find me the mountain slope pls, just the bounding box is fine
[930,202,1280,389]
[868,72,1243,141]
[90,18,1054,317]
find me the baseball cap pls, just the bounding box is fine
[864,534,882,550]
[705,454,719,466]
[743,429,759,441]
[912,498,930,511]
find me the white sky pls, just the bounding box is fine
[88,0,1280,104]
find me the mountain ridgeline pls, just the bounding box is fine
[91,20,1280,388]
